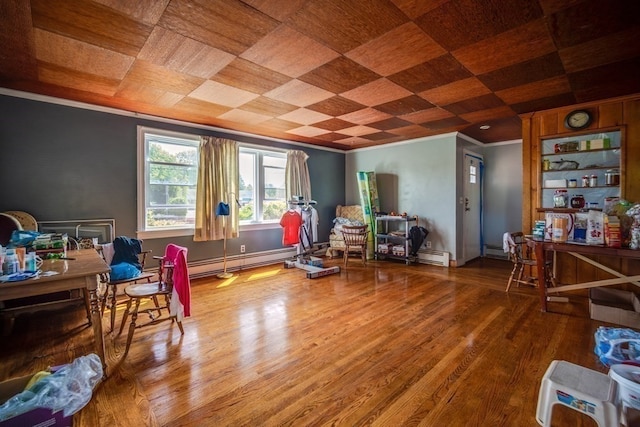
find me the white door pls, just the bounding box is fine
[463,151,483,263]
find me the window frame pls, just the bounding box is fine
[137,126,200,240]
[137,128,290,239]
[238,144,288,230]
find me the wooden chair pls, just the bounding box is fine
[505,232,553,292]
[341,225,369,266]
[96,243,154,333]
[118,244,189,357]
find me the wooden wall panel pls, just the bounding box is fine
[522,93,640,283]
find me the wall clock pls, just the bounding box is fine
[564,109,592,130]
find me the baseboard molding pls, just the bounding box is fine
[416,249,450,267]
[185,242,331,279]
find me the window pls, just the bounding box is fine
[239,146,287,226]
[138,127,199,238]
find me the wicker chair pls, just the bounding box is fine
[326,205,365,258]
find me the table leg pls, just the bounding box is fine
[89,286,107,376]
[534,241,548,312]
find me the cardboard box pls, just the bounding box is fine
[589,287,640,328]
[0,373,72,426]
[544,179,567,188]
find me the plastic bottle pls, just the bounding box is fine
[3,249,19,275]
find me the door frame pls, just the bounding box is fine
[462,150,484,263]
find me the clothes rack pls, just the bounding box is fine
[282,196,339,279]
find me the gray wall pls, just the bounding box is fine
[345,135,458,258]
[345,135,522,264]
[0,94,345,261]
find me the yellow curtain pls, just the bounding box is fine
[194,137,239,241]
[285,150,311,200]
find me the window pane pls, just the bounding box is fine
[146,206,193,228]
[148,141,197,165]
[239,151,256,221]
[139,128,199,233]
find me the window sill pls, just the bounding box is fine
[137,222,280,240]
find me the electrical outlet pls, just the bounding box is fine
[426,241,431,249]
[240,245,246,253]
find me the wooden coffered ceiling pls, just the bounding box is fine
[2,0,640,150]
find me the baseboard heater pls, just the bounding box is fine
[187,246,309,279]
[484,245,509,260]
[416,249,450,267]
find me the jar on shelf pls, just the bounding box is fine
[570,195,585,209]
[553,189,568,208]
[542,159,550,171]
[568,179,577,188]
[582,175,590,187]
[590,174,598,187]
[605,169,620,186]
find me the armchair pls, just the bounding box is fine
[326,204,365,258]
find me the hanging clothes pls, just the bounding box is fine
[280,210,303,246]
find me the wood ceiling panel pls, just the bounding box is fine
[115,81,184,107]
[400,107,453,124]
[375,95,434,115]
[459,106,516,123]
[548,0,639,49]
[298,56,380,94]
[362,131,400,141]
[264,80,333,107]
[93,0,170,25]
[422,116,468,129]
[218,108,271,125]
[4,0,640,149]
[286,0,409,53]
[258,118,303,132]
[388,54,473,93]
[419,77,491,106]
[173,97,232,118]
[367,117,413,130]
[37,62,122,96]
[120,60,204,96]
[286,125,329,137]
[240,24,340,78]
[339,125,379,137]
[391,0,450,20]
[568,58,640,103]
[212,58,291,94]
[508,92,575,115]
[189,80,259,107]
[239,0,308,21]
[338,108,392,125]
[238,96,298,117]
[138,27,235,79]
[278,108,332,125]
[313,131,351,141]
[453,19,556,75]
[34,29,134,80]
[415,0,544,51]
[478,52,565,92]
[306,96,365,116]
[346,23,445,76]
[341,79,412,107]
[443,93,505,115]
[313,118,354,131]
[31,0,152,56]
[495,75,571,105]
[559,27,640,74]
[159,0,279,56]
[388,124,433,139]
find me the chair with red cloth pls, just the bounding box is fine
[118,243,191,357]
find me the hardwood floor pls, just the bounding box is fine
[1,257,608,426]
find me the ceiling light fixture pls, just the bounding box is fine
[480,125,491,130]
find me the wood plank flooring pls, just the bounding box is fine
[0,257,609,426]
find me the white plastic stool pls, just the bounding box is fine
[536,360,619,426]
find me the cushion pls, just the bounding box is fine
[109,262,142,281]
